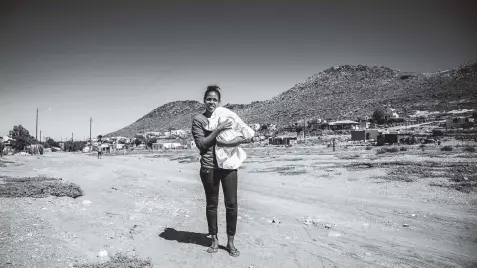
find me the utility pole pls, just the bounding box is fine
[36,108,38,142]
[404,107,408,133]
[303,117,306,144]
[90,117,92,150]
[40,131,42,143]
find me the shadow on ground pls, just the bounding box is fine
[158,227,211,247]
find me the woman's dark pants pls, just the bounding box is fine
[200,167,238,236]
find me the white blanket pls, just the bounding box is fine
[205,107,255,169]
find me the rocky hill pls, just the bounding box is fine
[106,60,477,137]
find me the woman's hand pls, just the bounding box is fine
[217,119,233,131]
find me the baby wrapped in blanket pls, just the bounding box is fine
[205,107,255,170]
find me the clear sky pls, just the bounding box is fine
[1,0,476,140]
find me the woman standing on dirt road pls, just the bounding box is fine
[191,85,248,257]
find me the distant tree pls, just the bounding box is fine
[134,138,142,146]
[8,125,36,152]
[97,135,103,142]
[64,141,86,152]
[146,137,157,148]
[372,109,386,124]
[135,134,146,145]
[45,137,60,148]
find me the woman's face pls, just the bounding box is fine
[204,91,220,113]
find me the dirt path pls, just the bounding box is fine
[1,148,477,268]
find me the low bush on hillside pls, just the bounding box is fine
[441,145,453,152]
[463,146,476,153]
[365,146,372,150]
[400,146,408,151]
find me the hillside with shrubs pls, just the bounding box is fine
[106,60,477,138]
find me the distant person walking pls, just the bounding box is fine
[97,145,103,159]
[191,85,248,257]
[0,137,5,157]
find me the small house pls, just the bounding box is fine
[152,142,182,150]
[351,129,379,141]
[329,120,360,130]
[446,117,474,129]
[269,136,297,145]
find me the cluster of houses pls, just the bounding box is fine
[2,109,474,154]
[253,108,476,146]
[82,129,192,154]
[348,109,476,145]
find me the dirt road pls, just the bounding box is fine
[1,147,477,268]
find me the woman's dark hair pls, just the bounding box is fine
[204,85,221,101]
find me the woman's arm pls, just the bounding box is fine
[192,118,233,152]
[217,136,252,147]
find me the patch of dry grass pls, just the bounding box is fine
[0,175,84,198]
[169,155,199,163]
[376,147,399,154]
[0,158,15,167]
[279,169,308,175]
[148,154,199,163]
[336,154,360,160]
[74,253,153,268]
[345,161,477,193]
[249,165,308,175]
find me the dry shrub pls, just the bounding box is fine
[387,147,399,153]
[279,169,308,176]
[337,154,360,160]
[377,147,399,154]
[441,145,453,152]
[379,175,414,182]
[74,253,153,268]
[400,146,408,151]
[463,146,476,153]
[365,146,372,150]
[171,155,199,163]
